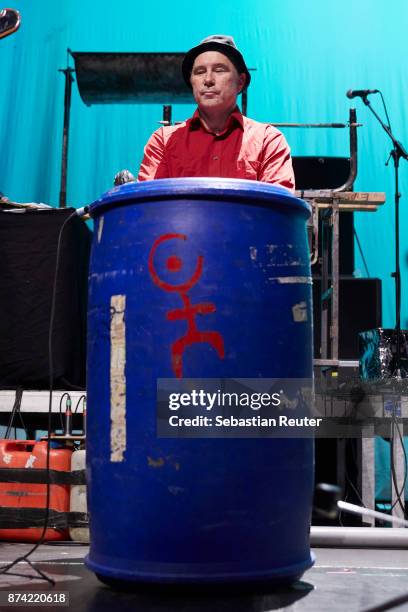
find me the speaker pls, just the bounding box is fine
[313,277,382,359]
[0,209,91,389]
[311,213,355,276]
[292,156,352,190]
[293,156,355,275]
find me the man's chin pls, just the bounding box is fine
[198,99,223,110]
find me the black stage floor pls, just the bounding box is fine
[0,544,407,611]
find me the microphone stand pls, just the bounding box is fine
[361,95,408,378]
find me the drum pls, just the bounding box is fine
[85,178,314,585]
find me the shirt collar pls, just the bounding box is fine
[189,107,244,133]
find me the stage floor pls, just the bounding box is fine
[0,543,407,611]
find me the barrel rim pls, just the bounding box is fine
[89,178,311,217]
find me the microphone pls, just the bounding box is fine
[346,89,379,99]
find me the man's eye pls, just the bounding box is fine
[193,68,205,75]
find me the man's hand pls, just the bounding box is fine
[113,169,136,186]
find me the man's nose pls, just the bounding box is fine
[203,71,215,86]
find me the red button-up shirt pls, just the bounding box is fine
[137,108,295,190]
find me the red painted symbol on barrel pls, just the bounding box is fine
[148,233,225,378]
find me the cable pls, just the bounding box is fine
[5,388,23,439]
[44,541,86,547]
[389,413,407,516]
[379,90,392,131]
[344,386,367,511]
[386,392,407,514]
[346,439,364,506]
[337,483,347,527]
[353,228,370,278]
[58,392,70,432]
[338,444,366,526]
[326,378,367,519]
[361,591,408,612]
[345,463,366,508]
[390,432,407,516]
[0,210,78,584]
[74,394,86,414]
[16,403,28,440]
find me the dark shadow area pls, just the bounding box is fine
[0,558,314,612]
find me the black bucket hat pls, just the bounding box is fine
[182,34,251,90]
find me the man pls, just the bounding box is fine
[137,35,295,190]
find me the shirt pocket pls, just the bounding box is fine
[236,159,261,180]
[173,161,201,178]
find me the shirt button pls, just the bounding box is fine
[213,155,219,161]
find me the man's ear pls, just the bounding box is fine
[237,73,246,94]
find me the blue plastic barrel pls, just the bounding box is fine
[85,178,314,585]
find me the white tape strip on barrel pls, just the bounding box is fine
[110,294,126,462]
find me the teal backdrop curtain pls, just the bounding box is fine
[1,1,407,496]
[1,0,407,327]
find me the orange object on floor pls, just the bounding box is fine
[0,440,72,542]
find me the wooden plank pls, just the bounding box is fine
[295,190,386,205]
[313,203,379,211]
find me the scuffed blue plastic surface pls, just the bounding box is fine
[86,179,314,585]
[90,177,311,217]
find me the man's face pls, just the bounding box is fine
[190,51,246,113]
